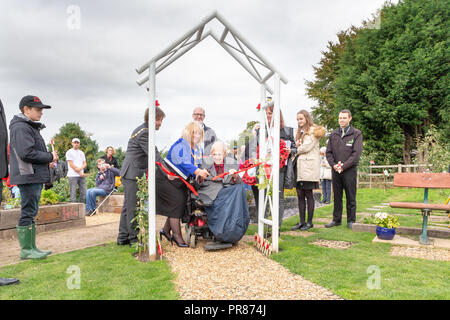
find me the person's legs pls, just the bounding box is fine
[117,204,129,244]
[169,217,187,246]
[331,172,343,223]
[251,185,259,212]
[325,179,332,203]
[305,189,315,225]
[17,184,42,227]
[78,177,87,203]
[86,188,107,212]
[16,183,48,259]
[123,179,139,243]
[320,179,326,202]
[342,168,357,224]
[296,188,306,225]
[68,177,78,202]
[85,188,94,212]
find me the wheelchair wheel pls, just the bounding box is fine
[185,224,191,246]
[190,234,197,248]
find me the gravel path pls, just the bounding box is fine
[162,235,341,300]
[1,211,341,300]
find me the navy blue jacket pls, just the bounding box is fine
[96,167,120,193]
[9,114,53,185]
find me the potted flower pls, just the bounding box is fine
[375,212,400,240]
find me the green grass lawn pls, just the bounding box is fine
[1,187,448,300]
[0,243,178,300]
[248,187,450,300]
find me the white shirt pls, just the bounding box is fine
[66,148,86,177]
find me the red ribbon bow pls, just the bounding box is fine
[155,162,199,196]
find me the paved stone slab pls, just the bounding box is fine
[372,235,450,250]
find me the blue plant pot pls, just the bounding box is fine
[376,226,396,240]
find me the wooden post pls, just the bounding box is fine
[369,165,372,189]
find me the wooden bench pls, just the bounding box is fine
[389,172,450,245]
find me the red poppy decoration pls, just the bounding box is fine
[155,100,160,107]
[256,140,290,169]
[256,103,261,111]
[157,240,163,257]
[279,139,290,169]
[241,159,258,185]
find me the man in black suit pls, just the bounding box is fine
[117,107,165,245]
[0,98,20,286]
[325,109,363,229]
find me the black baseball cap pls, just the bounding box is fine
[19,95,51,109]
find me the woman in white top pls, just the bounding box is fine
[291,110,325,231]
[320,146,332,203]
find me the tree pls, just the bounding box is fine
[49,123,99,172]
[307,0,449,164]
[335,0,449,164]
[306,28,360,130]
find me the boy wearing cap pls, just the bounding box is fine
[65,138,87,203]
[9,95,58,259]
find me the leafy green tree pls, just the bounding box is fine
[335,0,449,164]
[306,28,359,130]
[49,123,99,172]
[114,147,126,168]
[307,0,449,164]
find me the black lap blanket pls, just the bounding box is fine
[204,183,250,244]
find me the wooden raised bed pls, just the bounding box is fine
[98,194,124,214]
[0,203,86,240]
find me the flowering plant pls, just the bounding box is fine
[375,212,400,229]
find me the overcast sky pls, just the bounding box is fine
[0,0,394,153]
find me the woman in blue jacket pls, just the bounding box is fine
[157,121,209,247]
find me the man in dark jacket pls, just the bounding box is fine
[325,109,363,229]
[0,98,20,286]
[192,107,217,157]
[9,95,58,259]
[117,106,165,245]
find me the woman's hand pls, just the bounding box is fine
[295,140,302,147]
[194,168,209,179]
[167,174,177,181]
[229,169,238,178]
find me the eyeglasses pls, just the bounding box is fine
[193,113,205,117]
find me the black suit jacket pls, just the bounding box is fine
[120,123,149,181]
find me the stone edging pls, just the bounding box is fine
[352,223,450,239]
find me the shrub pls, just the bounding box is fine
[40,189,59,205]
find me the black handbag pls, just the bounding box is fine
[284,155,297,189]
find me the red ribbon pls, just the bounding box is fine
[155,162,199,196]
[212,160,266,181]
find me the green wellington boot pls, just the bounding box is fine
[31,224,51,256]
[16,225,48,260]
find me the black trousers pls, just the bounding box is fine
[118,178,139,242]
[331,167,357,223]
